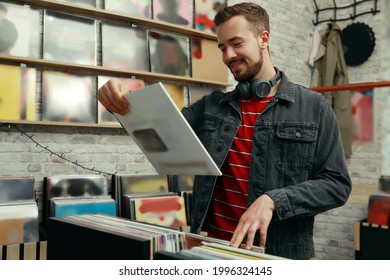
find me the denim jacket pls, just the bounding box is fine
[181,71,352,259]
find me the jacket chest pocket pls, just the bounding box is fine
[274,125,318,171]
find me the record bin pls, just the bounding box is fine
[355,219,390,259]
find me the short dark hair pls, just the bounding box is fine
[214,2,270,36]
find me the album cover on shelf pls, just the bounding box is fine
[41,70,96,123]
[194,0,226,34]
[158,82,186,110]
[179,190,193,225]
[122,192,178,219]
[112,173,169,217]
[44,174,109,200]
[0,2,40,58]
[101,23,148,71]
[43,174,109,226]
[191,38,228,83]
[188,85,215,105]
[118,173,169,194]
[0,201,39,246]
[43,10,96,65]
[152,0,192,27]
[0,176,35,202]
[57,0,97,7]
[104,0,150,18]
[0,64,36,121]
[113,82,222,176]
[50,196,117,218]
[148,30,190,77]
[98,76,145,125]
[168,175,195,192]
[144,81,188,108]
[132,195,187,228]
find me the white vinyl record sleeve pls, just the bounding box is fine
[114,82,222,176]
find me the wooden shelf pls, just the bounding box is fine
[5,0,230,87]
[310,81,390,92]
[21,0,218,41]
[0,54,230,88]
[1,0,230,129]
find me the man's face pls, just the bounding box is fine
[217,15,263,82]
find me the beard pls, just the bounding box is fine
[229,48,264,83]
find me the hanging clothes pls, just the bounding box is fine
[307,23,329,85]
[311,23,353,158]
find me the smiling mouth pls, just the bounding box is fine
[228,59,242,68]
[229,60,243,72]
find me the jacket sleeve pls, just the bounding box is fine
[181,97,206,134]
[266,97,352,220]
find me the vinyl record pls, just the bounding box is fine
[341,22,376,66]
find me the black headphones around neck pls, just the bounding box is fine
[236,67,281,100]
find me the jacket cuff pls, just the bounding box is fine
[266,190,293,220]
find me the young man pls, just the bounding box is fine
[97,3,351,259]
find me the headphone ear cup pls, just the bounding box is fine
[236,82,252,100]
[250,79,271,98]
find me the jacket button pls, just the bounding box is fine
[217,146,223,152]
[225,126,231,131]
[295,132,301,138]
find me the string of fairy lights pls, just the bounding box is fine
[0,123,117,176]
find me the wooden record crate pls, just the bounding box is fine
[354,219,390,259]
[0,241,47,260]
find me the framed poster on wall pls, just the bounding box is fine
[148,30,190,77]
[102,22,148,71]
[43,10,96,66]
[42,70,96,124]
[104,0,150,18]
[152,0,192,27]
[0,1,40,58]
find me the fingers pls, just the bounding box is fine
[259,224,268,248]
[230,221,249,248]
[97,79,130,115]
[231,219,257,250]
[244,226,257,250]
[230,220,263,250]
[230,195,275,250]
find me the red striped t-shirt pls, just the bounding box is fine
[204,96,272,241]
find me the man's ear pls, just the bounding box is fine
[258,30,270,49]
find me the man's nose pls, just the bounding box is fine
[224,48,237,64]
